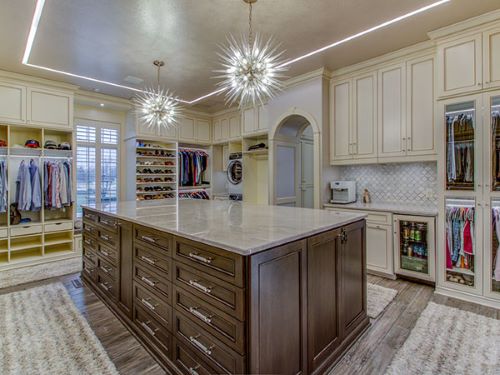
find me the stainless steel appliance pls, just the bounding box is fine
[227,152,243,197]
[330,181,356,204]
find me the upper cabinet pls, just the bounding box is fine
[0,81,26,124]
[213,111,241,143]
[242,105,268,136]
[331,80,351,162]
[483,26,500,90]
[195,119,211,142]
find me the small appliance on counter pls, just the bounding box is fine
[330,181,356,204]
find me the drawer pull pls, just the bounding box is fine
[100,265,112,274]
[189,335,213,356]
[189,280,212,294]
[84,239,92,245]
[140,276,157,287]
[85,267,94,274]
[140,320,158,337]
[141,298,157,311]
[100,234,111,241]
[140,255,157,265]
[100,220,116,227]
[189,307,212,324]
[189,252,213,264]
[100,250,110,257]
[188,366,200,375]
[141,235,157,244]
[100,282,110,291]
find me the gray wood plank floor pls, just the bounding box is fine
[1,273,498,375]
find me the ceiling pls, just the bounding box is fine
[0,0,499,112]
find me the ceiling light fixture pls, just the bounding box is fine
[133,60,181,130]
[215,0,287,107]
[22,0,450,105]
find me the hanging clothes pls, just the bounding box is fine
[445,206,475,271]
[0,161,7,213]
[178,190,210,200]
[44,160,73,209]
[492,208,500,282]
[178,149,208,187]
[446,113,474,188]
[15,159,41,212]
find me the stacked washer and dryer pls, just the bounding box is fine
[227,152,243,200]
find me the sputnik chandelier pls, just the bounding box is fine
[216,0,287,107]
[134,60,180,130]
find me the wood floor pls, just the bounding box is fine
[1,273,498,375]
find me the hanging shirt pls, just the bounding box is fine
[29,159,41,211]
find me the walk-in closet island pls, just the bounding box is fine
[82,199,368,375]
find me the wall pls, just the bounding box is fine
[337,162,438,204]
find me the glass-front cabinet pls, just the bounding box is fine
[394,215,435,282]
[490,95,500,191]
[487,200,500,298]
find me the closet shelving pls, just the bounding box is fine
[243,135,269,204]
[178,145,211,200]
[0,124,75,269]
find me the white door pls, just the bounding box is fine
[275,141,299,207]
[229,115,241,139]
[483,27,500,90]
[330,80,352,162]
[366,223,394,277]
[300,138,314,208]
[353,73,377,160]
[179,117,195,140]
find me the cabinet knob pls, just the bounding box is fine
[478,184,482,187]
[478,83,482,86]
[402,137,406,140]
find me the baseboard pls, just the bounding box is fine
[435,287,500,309]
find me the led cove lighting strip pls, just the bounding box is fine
[22,0,450,105]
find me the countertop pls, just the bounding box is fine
[85,200,366,256]
[324,201,438,216]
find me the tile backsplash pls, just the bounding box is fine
[338,162,438,204]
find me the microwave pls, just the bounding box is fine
[330,181,356,204]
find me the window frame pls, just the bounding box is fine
[75,118,120,216]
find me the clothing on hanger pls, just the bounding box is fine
[445,206,475,272]
[0,161,7,213]
[178,149,208,187]
[44,160,73,209]
[15,159,41,212]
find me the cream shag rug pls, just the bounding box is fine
[386,302,500,375]
[0,282,118,375]
[367,283,398,319]
[0,257,82,289]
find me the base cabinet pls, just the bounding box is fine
[82,208,368,374]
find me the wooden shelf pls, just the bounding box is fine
[243,149,268,155]
[447,267,475,276]
[136,146,176,152]
[136,173,176,176]
[136,190,176,195]
[136,181,176,185]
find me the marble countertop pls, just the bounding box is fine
[85,200,366,255]
[324,201,438,216]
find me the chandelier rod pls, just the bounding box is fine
[153,60,165,89]
[248,1,253,46]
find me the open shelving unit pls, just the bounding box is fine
[178,144,212,200]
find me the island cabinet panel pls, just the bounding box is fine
[249,240,307,375]
[118,220,133,318]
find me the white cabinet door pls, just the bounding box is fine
[179,117,195,140]
[366,223,394,277]
[213,119,222,142]
[158,122,177,139]
[406,56,436,156]
[195,119,211,142]
[229,115,241,139]
[242,107,257,135]
[378,64,406,158]
[437,33,482,97]
[0,81,26,124]
[222,144,229,172]
[257,105,268,132]
[28,87,73,128]
[220,118,229,140]
[483,27,500,90]
[353,73,377,160]
[330,80,352,162]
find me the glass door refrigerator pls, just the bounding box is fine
[394,215,435,282]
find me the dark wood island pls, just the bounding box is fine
[82,200,369,375]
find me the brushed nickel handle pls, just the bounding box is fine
[100,234,111,241]
[84,239,92,245]
[189,280,212,294]
[140,321,158,337]
[99,282,110,291]
[189,335,213,356]
[189,252,213,264]
[188,366,200,375]
[100,220,116,227]
[141,298,157,311]
[100,250,109,257]
[141,235,157,244]
[189,307,213,323]
[100,265,111,274]
[140,255,156,265]
[141,276,157,287]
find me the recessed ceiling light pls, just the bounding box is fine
[99,103,104,107]
[22,0,450,105]
[124,75,144,85]
[94,88,100,92]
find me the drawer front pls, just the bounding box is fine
[174,285,245,354]
[82,258,96,282]
[134,305,172,356]
[44,221,73,233]
[135,243,171,276]
[134,262,172,301]
[135,225,172,254]
[83,246,98,265]
[174,237,244,288]
[98,243,119,266]
[10,224,42,237]
[83,221,99,238]
[134,282,172,331]
[97,228,119,249]
[96,270,118,300]
[0,228,7,238]
[97,214,118,233]
[174,310,245,375]
[97,256,118,281]
[83,235,98,252]
[174,263,245,321]
[366,211,392,225]
[83,209,98,223]
[173,338,219,375]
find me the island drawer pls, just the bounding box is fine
[134,262,172,300]
[174,262,245,321]
[83,221,99,238]
[174,309,245,375]
[83,240,98,264]
[83,209,98,223]
[173,337,220,375]
[96,269,118,300]
[134,281,172,330]
[173,285,245,354]
[97,256,117,281]
[135,242,172,276]
[82,258,96,282]
[134,305,172,357]
[97,228,119,249]
[97,214,119,233]
[98,243,119,266]
[83,235,98,251]
[173,237,244,288]
[135,225,172,254]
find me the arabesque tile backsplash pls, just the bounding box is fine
[338,162,438,205]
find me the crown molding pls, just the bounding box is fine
[428,8,500,40]
[284,67,332,89]
[75,89,132,111]
[0,69,78,92]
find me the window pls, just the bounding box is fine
[76,121,120,217]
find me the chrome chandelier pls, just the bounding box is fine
[134,60,180,130]
[215,0,287,107]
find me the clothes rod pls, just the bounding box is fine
[445,108,475,115]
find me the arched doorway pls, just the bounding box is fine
[269,111,321,208]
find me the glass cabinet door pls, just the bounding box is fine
[491,202,500,295]
[445,199,476,287]
[445,101,476,191]
[491,96,500,190]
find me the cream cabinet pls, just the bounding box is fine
[331,80,351,162]
[158,122,178,139]
[483,27,500,90]
[242,107,258,135]
[179,117,195,141]
[195,119,211,142]
[366,223,394,277]
[213,111,241,143]
[28,87,73,129]
[229,114,241,138]
[0,81,26,124]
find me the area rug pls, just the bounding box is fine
[386,302,500,375]
[367,283,398,319]
[0,282,118,375]
[0,257,82,289]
